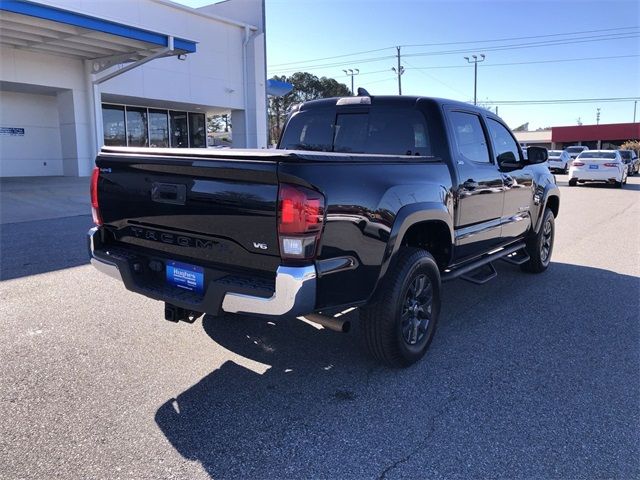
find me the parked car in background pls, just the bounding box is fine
[547,149,571,173]
[565,145,589,159]
[618,150,639,176]
[569,150,627,188]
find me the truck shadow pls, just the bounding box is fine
[154,261,640,479]
[0,215,91,280]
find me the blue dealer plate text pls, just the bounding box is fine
[166,261,204,295]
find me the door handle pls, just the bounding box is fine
[462,179,478,191]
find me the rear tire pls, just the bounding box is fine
[568,178,577,186]
[521,208,554,274]
[361,248,441,367]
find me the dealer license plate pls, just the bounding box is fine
[589,164,598,169]
[166,261,204,295]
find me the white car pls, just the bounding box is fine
[547,150,571,173]
[568,150,628,188]
[565,145,589,160]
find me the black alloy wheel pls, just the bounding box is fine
[540,217,553,266]
[521,207,555,273]
[361,248,441,367]
[401,274,433,346]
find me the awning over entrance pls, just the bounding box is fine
[0,0,196,65]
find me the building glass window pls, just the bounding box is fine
[101,104,206,148]
[170,111,189,148]
[126,107,148,147]
[102,105,126,146]
[149,109,169,147]
[188,112,206,148]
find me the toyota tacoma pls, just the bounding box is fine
[88,94,559,367]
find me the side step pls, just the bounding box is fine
[501,249,530,265]
[442,242,526,284]
[460,262,497,285]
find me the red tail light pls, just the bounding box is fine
[572,161,585,167]
[278,183,325,260]
[90,167,102,226]
[603,163,618,167]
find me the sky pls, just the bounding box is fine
[180,0,639,130]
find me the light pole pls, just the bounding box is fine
[391,46,405,95]
[342,68,359,95]
[634,100,637,123]
[464,54,485,105]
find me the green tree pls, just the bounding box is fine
[268,72,350,144]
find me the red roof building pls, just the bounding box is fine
[551,122,640,149]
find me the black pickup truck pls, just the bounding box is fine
[88,94,559,367]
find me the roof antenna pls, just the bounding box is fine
[357,87,370,96]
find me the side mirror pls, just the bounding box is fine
[527,146,548,164]
[497,151,520,170]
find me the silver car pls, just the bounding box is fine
[547,150,571,173]
[618,150,639,176]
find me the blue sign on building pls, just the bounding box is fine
[0,127,25,136]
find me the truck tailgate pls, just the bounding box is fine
[96,148,281,274]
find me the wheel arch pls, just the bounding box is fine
[377,203,454,284]
[534,184,560,233]
[546,194,559,218]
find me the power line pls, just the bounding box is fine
[400,25,638,48]
[402,59,467,97]
[403,54,640,71]
[346,54,639,90]
[268,31,638,75]
[268,46,393,68]
[479,97,640,105]
[267,26,638,69]
[403,32,639,60]
[268,55,396,75]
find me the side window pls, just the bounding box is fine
[486,118,520,164]
[279,109,335,151]
[449,111,490,163]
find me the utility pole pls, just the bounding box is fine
[391,46,405,95]
[464,54,485,105]
[596,108,601,125]
[342,68,359,95]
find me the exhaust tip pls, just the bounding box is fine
[301,313,351,333]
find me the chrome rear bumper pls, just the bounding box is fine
[88,227,316,317]
[222,265,316,316]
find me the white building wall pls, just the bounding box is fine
[0,90,63,176]
[32,0,262,117]
[0,0,267,177]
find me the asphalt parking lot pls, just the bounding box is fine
[1,174,639,480]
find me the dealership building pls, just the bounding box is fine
[0,0,267,178]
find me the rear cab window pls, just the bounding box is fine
[448,111,491,164]
[279,105,432,157]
